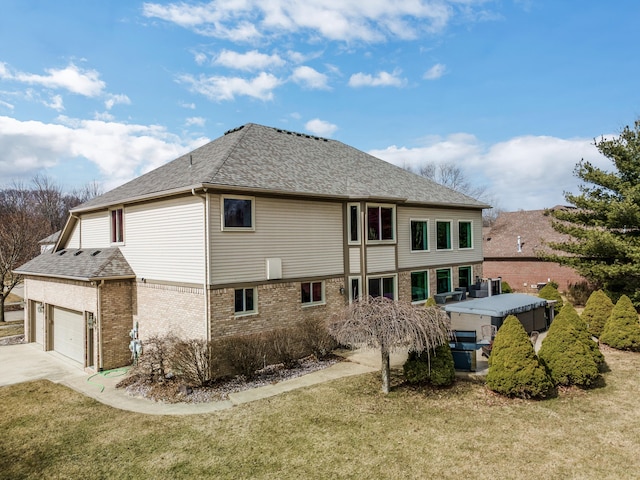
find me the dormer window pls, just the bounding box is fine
[110,208,124,244]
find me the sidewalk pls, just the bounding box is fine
[0,343,377,415]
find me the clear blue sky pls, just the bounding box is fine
[1,1,638,210]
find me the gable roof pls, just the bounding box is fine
[74,123,488,212]
[483,207,575,259]
[14,248,135,281]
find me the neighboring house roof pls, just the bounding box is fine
[444,293,548,317]
[39,230,61,245]
[14,248,135,281]
[73,123,488,213]
[483,207,575,259]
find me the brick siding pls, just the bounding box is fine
[483,259,585,293]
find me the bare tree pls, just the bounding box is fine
[329,296,452,393]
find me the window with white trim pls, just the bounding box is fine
[368,275,396,300]
[410,219,429,251]
[411,271,429,303]
[436,220,452,250]
[110,208,124,244]
[222,195,255,231]
[348,203,361,244]
[234,288,256,315]
[458,221,473,249]
[301,281,324,305]
[367,204,395,242]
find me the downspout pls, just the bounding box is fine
[97,280,104,371]
[361,207,367,296]
[193,188,212,342]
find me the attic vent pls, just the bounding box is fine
[224,125,245,135]
[58,250,67,256]
[74,250,84,256]
[91,250,101,256]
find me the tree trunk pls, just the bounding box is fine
[381,347,390,394]
[0,295,5,322]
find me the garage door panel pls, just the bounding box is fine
[52,306,84,364]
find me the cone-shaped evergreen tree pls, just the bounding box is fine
[538,311,600,387]
[404,343,456,387]
[538,283,563,314]
[581,290,615,338]
[600,295,640,351]
[486,315,554,398]
[424,297,437,307]
[559,303,605,367]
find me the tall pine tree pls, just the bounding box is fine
[545,120,640,305]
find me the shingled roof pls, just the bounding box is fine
[74,123,488,212]
[483,207,575,259]
[15,248,135,281]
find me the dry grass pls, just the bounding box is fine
[0,320,24,338]
[5,292,22,304]
[1,347,640,479]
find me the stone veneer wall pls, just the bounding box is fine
[210,277,346,338]
[133,281,207,341]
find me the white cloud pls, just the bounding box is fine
[305,118,337,137]
[104,93,131,110]
[291,66,330,90]
[0,62,106,97]
[142,0,456,43]
[185,116,206,127]
[0,99,14,110]
[178,72,281,101]
[179,101,196,109]
[423,63,446,80]
[370,133,612,211]
[44,94,64,111]
[348,69,406,87]
[0,115,207,189]
[214,49,285,71]
[194,52,208,65]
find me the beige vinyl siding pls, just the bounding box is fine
[65,223,81,248]
[349,248,361,274]
[397,207,483,269]
[121,196,205,284]
[366,246,396,273]
[210,195,343,284]
[79,211,110,248]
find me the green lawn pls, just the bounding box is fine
[1,347,639,479]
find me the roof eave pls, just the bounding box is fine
[14,271,136,282]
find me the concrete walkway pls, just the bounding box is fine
[0,343,378,415]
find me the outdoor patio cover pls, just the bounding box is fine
[444,293,548,317]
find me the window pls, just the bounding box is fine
[436,220,451,250]
[368,276,395,300]
[410,220,429,251]
[234,288,256,315]
[459,221,473,249]
[367,205,394,241]
[348,203,360,244]
[348,276,362,303]
[222,195,254,230]
[411,271,429,303]
[110,208,124,243]
[436,269,452,294]
[459,266,472,290]
[301,281,324,305]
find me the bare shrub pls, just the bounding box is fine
[265,328,303,369]
[135,335,175,382]
[170,338,225,387]
[297,318,337,360]
[219,333,267,380]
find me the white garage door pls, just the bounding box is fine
[52,306,84,364]
[32,301,45,346]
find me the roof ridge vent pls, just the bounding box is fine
[224,125,245,135]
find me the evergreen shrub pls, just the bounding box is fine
[501,281,513,293]
[567,281,596,306]
[485,315,554,399]
[581,290,614,338]
[538,312,600,387]
[600,295,640,351]
[538,283,563,314]
[403,342,456,387]
[424,297,437,307]
[558,303,605,367]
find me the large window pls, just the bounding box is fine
[222,195,254,230]
[235,288,256,315]
[459,266,472,290]
[348,203,360,244]
[368,276,395,300]
[301,281,324,305]
[436,268,452,294]
[367,205,394,241]
[436,220,452,250]
[410,220,429,251]
[459,221,473,249]
[411,271,429,303]
[110,208,124,244]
